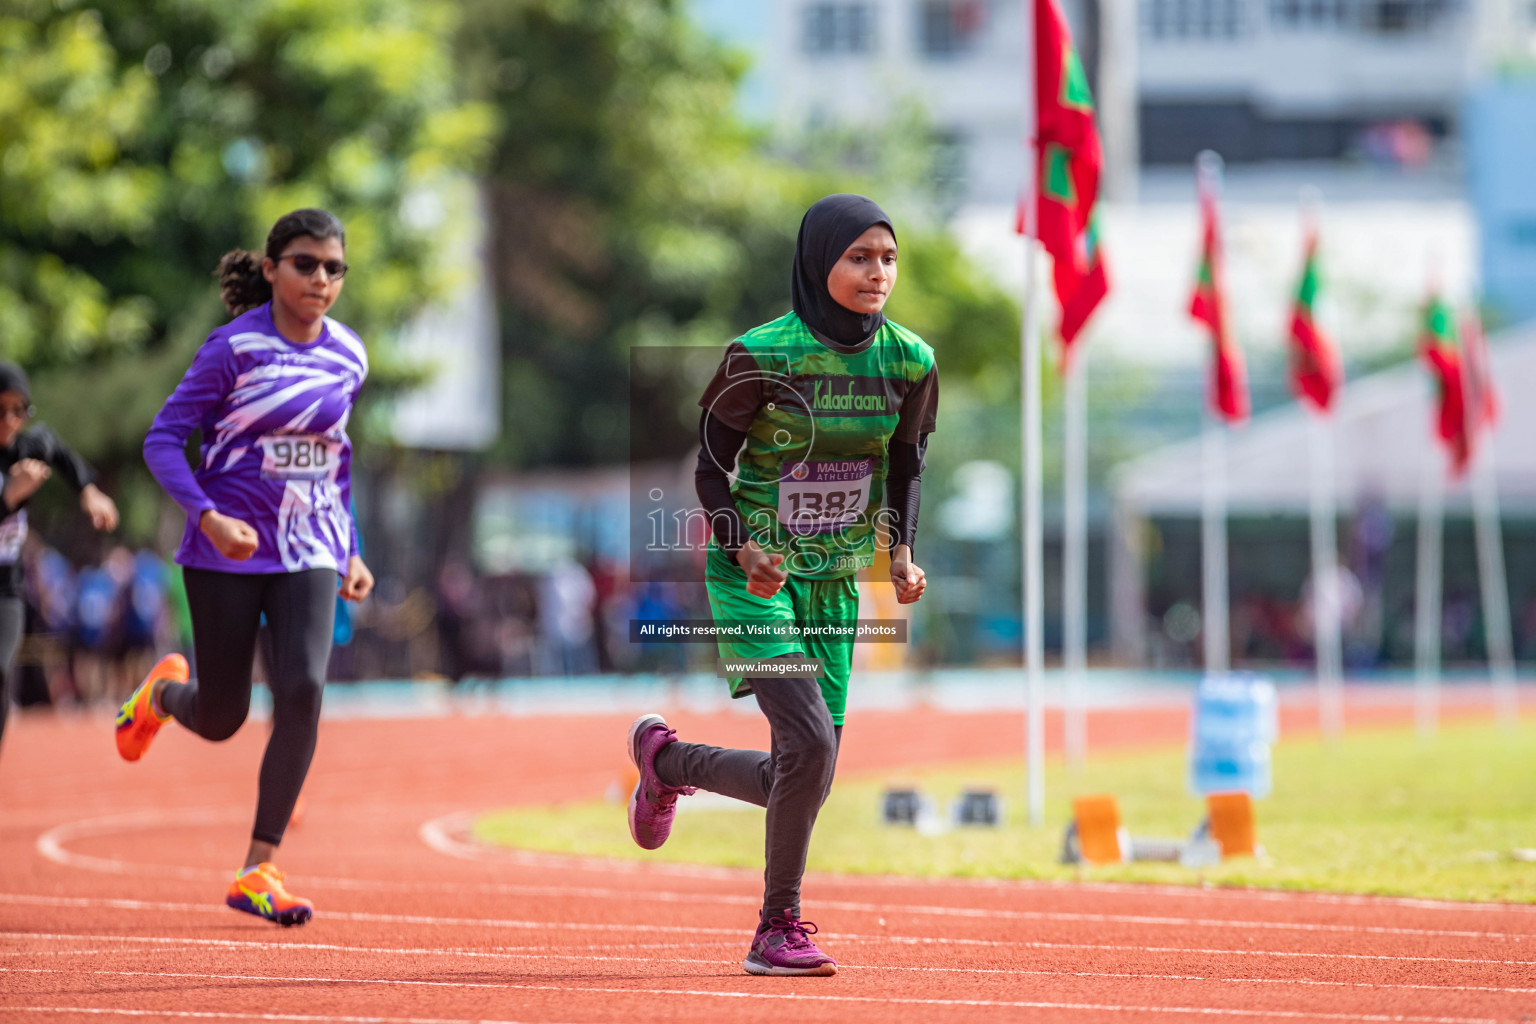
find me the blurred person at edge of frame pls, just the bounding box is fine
[0,360,120,761]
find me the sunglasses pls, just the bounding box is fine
[0,403,32,422]
[275,254,349,279]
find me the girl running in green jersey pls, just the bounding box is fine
[626,194,937,976]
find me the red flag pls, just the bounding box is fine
[1017,0,1108,366]
[1418,295,1470,477]
[1189,177,1249,422]
[1287,230,1342,412]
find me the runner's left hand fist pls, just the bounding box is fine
[80,483,119,532]
[890,547,926,605]
[340,556,374,603]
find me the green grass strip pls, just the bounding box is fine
[474,719,1536,903]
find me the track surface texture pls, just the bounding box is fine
[2,692,1532,1024]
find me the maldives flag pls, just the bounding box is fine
[1287,230,1342,413]
[1016,0,1109,364]
[1189,180,1249,422]
[1419,295,1470,476]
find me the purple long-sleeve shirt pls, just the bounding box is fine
[144,303,367,575]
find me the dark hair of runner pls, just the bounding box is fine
[216,208,347,316]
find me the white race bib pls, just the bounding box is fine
[258,434,340,481]
[0,510,26,565]
[778,459,873,536]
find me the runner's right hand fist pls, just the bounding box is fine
[3,458,50,506]
[737,542,788,599]
[200,509,259,561]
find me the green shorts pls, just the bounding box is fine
[704,545,860,725]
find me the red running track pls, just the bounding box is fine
[1,692,1532,1024]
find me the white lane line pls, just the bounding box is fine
[1,1008,595,1024]
[0,968,1501,1024]
[10,931,1536,980]
[0,895,749,937]
[419,811,745,880]
[9,899,1536,967]
[26,897,1525,967]
[7,883,1528,945]
[0,949,121,957]
[41,808,1536,937]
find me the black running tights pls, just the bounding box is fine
[0,595,27,755]
[654,669,841,923]
[163,568,336,846]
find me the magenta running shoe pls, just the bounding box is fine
[626,713,695,850]
[743,911,838,976]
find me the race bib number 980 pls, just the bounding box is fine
[258,434,340,481]
[778,458,873,536]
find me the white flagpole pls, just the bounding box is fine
[1308,412,1345,740]
[1471,438,1519,726]
[1021,0,1046,827]
[1063,352,1088,767]
[1202,415,1229,674]
[1414,445,1444,738]
[1197,153,1229,677]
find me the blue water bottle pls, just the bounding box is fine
[1189,673,1278,797]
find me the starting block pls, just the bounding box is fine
[952,786,1002,827]
[1060,794,1131,865]
[881,786,927,826]
[1061,791,1262,867]
[1191,791,1261,858]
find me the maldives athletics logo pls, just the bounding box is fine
[789,462,810,481]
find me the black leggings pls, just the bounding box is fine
[0,595,26,754]
[163,568,336,846]
[655,666,842,922]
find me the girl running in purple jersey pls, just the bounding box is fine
[115,209,374,926]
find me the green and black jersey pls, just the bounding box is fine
[698,311,938,580]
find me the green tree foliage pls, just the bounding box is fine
[0,0,493,467]
[4,0,1021,490]
[458,0,1021,468]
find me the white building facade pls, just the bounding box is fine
[692,0,1524,204]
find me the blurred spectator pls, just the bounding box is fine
[435,561,479,682]
[25,540,77,704]
[628,581,689,674]
[72,553,126,704]
[121,550,168,699]
[537,560,597,676]
[587,558,621,672]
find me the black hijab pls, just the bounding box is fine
[0,362,30,402]
[790,193,896,347]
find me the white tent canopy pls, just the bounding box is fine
[1107,320,1536,661]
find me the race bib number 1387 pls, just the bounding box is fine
[258,434,340,481]
[778,458,873,536]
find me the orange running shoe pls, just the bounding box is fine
[114,653,188,762]
[226,862,314,926]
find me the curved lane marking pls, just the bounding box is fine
[420,809,1536,916]
[35,809,245,881]
[36,810,1536,942]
